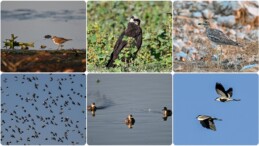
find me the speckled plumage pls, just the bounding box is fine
[199,21,242,47]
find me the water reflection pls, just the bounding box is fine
[1,1,86,49]
[162,107,172,121]
[2,9,85,21]
[87,74,172,145]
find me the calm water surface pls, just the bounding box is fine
[1,1,86,50]
[87,74,172,145]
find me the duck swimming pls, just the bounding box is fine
[87,102,96,112]
[163,107,172,116]
[124,114,135,128]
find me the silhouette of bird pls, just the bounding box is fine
[1,74,86,144]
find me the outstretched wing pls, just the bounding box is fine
[208,120,216,131]
[226,88,233,97]
[215,83,227,97]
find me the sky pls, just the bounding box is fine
[173,74,258,145]
[1,74,86,145]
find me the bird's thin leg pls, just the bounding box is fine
[217,45,222,68]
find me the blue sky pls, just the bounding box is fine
[1,74,86,145]
[173,74,258,145]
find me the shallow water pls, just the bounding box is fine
[87,74,172,145]
[1,1,86,50]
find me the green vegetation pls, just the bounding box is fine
[87,1,172,72]
[4,34,34,50]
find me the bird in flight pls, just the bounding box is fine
[215,82,240,102]
[106,16,142,68]
[197,115,222,131]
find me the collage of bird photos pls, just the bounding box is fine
[0,1,259,146]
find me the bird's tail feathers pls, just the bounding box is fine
[235,42,243,47]
[233,99,241,101]
[213,118,222,121]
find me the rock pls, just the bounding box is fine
[217,15,236,27]
[193,29,199,34]
[202,9,214,19]
[192,11,202,18]
[236,32,246,39]
[175,51,187,61]
[248,29,259,40]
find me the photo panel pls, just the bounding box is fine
[173,1,258,72]
[87,74,172,145]
[1,1,86,72]
[173,74,258,145]
[1,73,86,145]
[87,1,172,72]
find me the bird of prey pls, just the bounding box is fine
[106,16,142,68]
[215,82,240,102]
[197,115,222,131]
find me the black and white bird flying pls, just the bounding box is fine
[106,16,142,68]
[215,82,240,102]
[196,115,222,131]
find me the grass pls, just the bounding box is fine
[1,49,86,72]
[87,1,172,72]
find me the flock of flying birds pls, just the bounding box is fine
[197,82,240,131]
[1,74,86,145]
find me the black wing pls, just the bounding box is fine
[135,28,142,49]
[106,32,127,68]
[132,28,142,60]
[200,119,216,131]
[200,120,210,129]
[208,119,216,131]
[226,88,233,97]
[215,83,227,97]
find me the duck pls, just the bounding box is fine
[124,114,135,125]
[87,102,96,112]
[162,107,172,116]
[215,82,240,102]
[196,115,222,131]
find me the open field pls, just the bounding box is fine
[87,1,172,72]
[1,49,86,72]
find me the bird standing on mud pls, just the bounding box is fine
[106,16,142,68]
[44,35,72,49]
